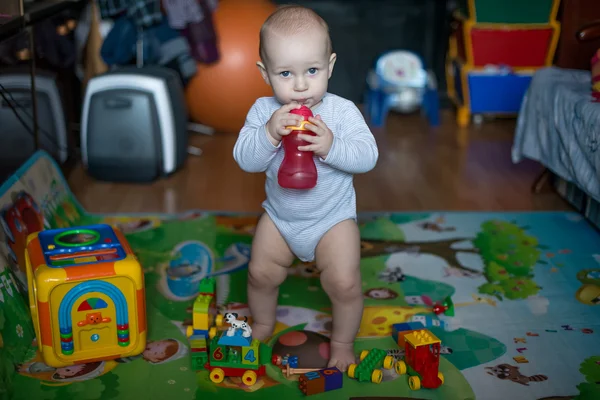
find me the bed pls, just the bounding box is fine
[512,21,600,228]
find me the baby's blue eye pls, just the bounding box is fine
[280,71,290,77]
[308,68,318,75]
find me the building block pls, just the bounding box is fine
[397,329,422,347]
[198,277,216,295]
[347,348,394,384]
[299,370,325,395]
[322,367,343,391]
[392,322,425,343]
[191,352,208,370]
[192,292,216,330]
[242,339,260,366]
[217,329,252,347]
[405,330,441,348]
[189,336,207,351]
[396,328,444,390]
[299,367,343,396]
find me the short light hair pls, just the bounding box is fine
[259,5,332,63]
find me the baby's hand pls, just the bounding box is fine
[266,102,304,146]
[298,115,334,159]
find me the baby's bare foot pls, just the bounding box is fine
[327,340,356,372]
[250,322,274,342]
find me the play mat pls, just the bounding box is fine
[0,151,599,400]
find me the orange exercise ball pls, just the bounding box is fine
[185,0,277,134]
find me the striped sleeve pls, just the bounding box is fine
[233,99,280,173]
[321,101,379,174]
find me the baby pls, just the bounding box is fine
[233,5,378,371]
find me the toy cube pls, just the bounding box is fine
[25,224,147,368]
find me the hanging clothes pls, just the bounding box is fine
[181,0,219,63]
[161,0,203,30]
[96,0,162,29]
[34,11,78,69]
[100,15,197,85]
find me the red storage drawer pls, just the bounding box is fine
[465,21,560,68]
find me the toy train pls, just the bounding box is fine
[186,277,272,386]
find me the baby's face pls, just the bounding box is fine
[260,29,335,108]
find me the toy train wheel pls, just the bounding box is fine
[186,325,193,338]
[209,368,225,383]
[438,371,444,384]
[371,369,383,384]
[215,314,224,327]
[408,375,421,390]
[347,363,357,378]
[395,360,407,375]
[242,370,257,386]
[359,350,369,361]
[383,355,394,369]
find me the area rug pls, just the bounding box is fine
[0,151,599,400]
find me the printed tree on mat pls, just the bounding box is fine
[358,218,543,301]
[576,356,600,399]
[473,220,542,300]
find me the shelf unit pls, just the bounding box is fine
[0,0,85,147]
[447,0,561,127]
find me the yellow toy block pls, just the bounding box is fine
[192,293,217,330]
[404,329,441,348]
[241,339,260,366]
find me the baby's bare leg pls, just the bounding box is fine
[315,219,363,372]
[247,213,295,341]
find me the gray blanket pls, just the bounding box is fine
[512,67,600,201]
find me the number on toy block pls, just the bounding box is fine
[212,347,224,361]
[322,368,339,376]
[242,340,259,366]
[304,371,321,380]
[244,349,256,363]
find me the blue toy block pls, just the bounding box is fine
[192,329,209,339]
[289,355,298,368]
[322,367,343,391]
[217,329,252,347]
[391,322,425,342]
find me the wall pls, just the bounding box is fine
[273,0,451,104]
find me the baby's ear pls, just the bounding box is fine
[327,53,337,78]
[256,61,270,85]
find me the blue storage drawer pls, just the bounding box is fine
[467,70,533,113]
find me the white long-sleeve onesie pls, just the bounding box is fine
[233,92,379,262]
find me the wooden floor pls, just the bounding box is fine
[67,110,571,215]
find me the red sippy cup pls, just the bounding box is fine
[277,106,318,189]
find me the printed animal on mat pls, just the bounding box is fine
[485,363,548,386]
[419,222,456,232]
[224,312,252,338]
[379,266,406,283]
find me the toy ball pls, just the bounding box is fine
[185,0,277,134]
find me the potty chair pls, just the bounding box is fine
[365,50,440,127]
